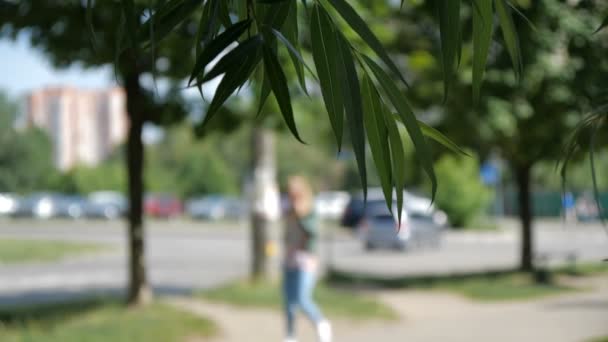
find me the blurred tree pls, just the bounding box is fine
[148,125,240,197]
[430,0,608,271]
[0,91,59,193]
[0,1,194,305]
[72,160,127,194]
[432,153,492,227]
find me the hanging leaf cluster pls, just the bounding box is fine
[86,0,523,221]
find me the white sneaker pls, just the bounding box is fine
[316,320,332,342]
[284,337,297,342]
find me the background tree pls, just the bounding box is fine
[430,0,608,271]
[0,1,194,305]
[0,90,60,193]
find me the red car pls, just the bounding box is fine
[144,194,182,218]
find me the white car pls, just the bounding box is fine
[315,191,351,220]
[0,193,19,216]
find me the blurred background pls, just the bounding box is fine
[0,0,607,341]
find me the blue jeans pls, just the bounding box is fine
[283,267,324,337]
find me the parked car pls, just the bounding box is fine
[145,194,182,218]
[341,188,445,228]
[359,201,444,251]
[0,193,19,217]
[85,191,127,219]
[56,195,87,219]
[186,195,245,220]
[575,193,600,222]
[13,193,62,219]
[314,191,350,220]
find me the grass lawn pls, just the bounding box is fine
[588,338,608,342]
[201,281,398,320]
[554,262,608,277]
[0,300,216,342]
[0,239,106,264]
[328,264,608,301]
[427,272,574,301]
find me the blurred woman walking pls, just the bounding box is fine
[282,176,332,342]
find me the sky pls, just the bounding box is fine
[0,33,113,98]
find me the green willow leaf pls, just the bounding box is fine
[196,0,220,57]
[362,74,392,212]
[495,0,522,78]
[472,0,493,104]
[337,33,367,199]
[310,4,344,150]
[281,1,308,94]
[363,55,437,201]
[203,38,262,127]
[416,119,469,156]
[85,0,98,50]
[327,0,409,88]
[437,0,461,101]
[271,28,316,82]
[218,0,233,27]
[257,70,272,117]
[589,125,603,221]
[382,101,406,226]
[201,36,263,82]
[594,15,608,34]
[261,0,292,30]
[263,44,305,143]
[140,0,200,46]
[189,19,252,86]
[121,0,138,50]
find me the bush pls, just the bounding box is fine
[433,154,492,228]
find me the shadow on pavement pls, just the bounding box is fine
[326,266,520,289]
[0,285,193,309]
[544,298,608,312]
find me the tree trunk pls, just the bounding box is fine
[515,163,534,272]
[125,72,152,306]
[249,127,278,281]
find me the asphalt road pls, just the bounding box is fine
[0,218,606,306]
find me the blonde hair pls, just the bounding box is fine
[287,175,314,217]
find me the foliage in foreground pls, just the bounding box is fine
[201,280,397,320]
[0,300,216,342]
[0,239,105,265]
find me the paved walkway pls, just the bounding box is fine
[167,277,608,342]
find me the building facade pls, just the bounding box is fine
[25,87,127,171]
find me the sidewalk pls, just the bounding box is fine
[167,277,608,342]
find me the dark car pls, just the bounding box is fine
[13,193,62,219]
[341,188,443,228]
[340,189,386,228]
[145,194,182,218]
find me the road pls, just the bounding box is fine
[0,218,606,306]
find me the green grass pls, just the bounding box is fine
[0,299,216,342]
[0,239,106,264]
[554,262,608,277]
[464,216,500,231]
[587,337,608,342]
[327,266,596,301]
[201,280,398,320]
[428,273,573,301]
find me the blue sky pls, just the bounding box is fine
[0,33,113,98]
